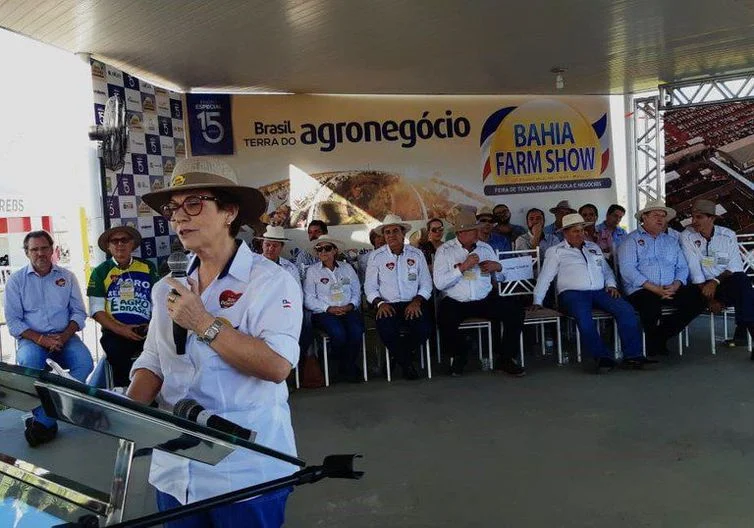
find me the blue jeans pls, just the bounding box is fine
[559,289,642,360]
[312,311,364,376]
[16,335,93,428]
[156,487,291,528]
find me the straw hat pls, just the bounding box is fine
[549,200,576,214]
[634,199,677,222]
[141,157,266,226]
[558,213,594,232]
[255,225,290,242]
[452,210,481,233]
[475,206,495,219]
[310,235,346,252]
[97,226,141,252]
[377,214,412,235]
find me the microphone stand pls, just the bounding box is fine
[57,455,363,528]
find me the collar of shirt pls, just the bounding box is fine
[111,256,134,269]
[25,263,61,276]
[188,241,248,282]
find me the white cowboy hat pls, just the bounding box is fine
[309,235,346,253]
[549,200,576,214]
[634,199,677,222]
[377,214,412,235]
[558,213,594,232]
[255,225,290,242]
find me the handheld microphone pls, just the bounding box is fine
[173,398,256,441]
[168,251,190,355]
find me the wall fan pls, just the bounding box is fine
[88,95,129,171]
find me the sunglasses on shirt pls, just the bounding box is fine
[315,245,336,253]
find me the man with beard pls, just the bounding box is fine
[493,203,526,244]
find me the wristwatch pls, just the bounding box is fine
[198,318,224,344]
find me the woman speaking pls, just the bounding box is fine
[127,157,302,527]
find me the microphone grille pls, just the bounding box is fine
[173,398,198,419]
[168,251,190,275]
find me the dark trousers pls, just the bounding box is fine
[627,284,706,353]
[714,272,754,338]
[438,294,524,371]
[100,329,145,387]
[375,301,431,369]
[312,311,364,377]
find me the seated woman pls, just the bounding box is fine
[304,236,365,382]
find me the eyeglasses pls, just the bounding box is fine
[160,195,219,220]
[315,245,336,253]
[430,227,444,233]
[478,218,495,224]
[109,237,132,245]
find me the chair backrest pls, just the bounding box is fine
[738,234,754,280]
[496,248,539,297]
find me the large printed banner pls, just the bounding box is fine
[664,101,754,234]
[186,95,615,253]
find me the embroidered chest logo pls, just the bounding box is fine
[320,277,330,284]
[588,249,598,254]
[219,290,242,308]
[386,262,395,271]
[406,258,415,266]
[282,299,292,309]
[694,240,702,247]
[637,239,645,247]
[55,278,66,287]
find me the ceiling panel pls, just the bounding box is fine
[1,0,753,94]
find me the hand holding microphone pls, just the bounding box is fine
[166,251,214,355]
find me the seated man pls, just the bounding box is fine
[476,206,511,257]
[544,200,576,239]
[680,199,754,359]
[493,203,526,244]
[578,204,599,243]
[257,225,301,287]
[532,214,649,372]
[617,200,706,356]
[515,207,560,256]
[365,214,432,380]
[357,227,385,285]
[3,230,93,446]
[595,204,627,259]
[433,211,525,377]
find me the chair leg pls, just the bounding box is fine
[323,338,330,387]
[295,365,300,389]
[487,324,493,370]
[613,319,619,359]
[362,334,368,381]
[685,326,689,348]
[519,332,525,368]
[574,325,581,365]
[748,332,753,354]
[385,348,391,382]
[556,319,564,364]
[677,332,683,357]
[642,331,646,357]
[425,339,432,379]
[478,328,483,361]
[710,313,716,356]
[436,327,442,363]
[724,311,729,340]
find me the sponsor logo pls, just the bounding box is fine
[171,174,185,186]
[694,240,701,247]
[638,239,645,246]
[386,262,395,271]
[219,290,242,308]
[320,277,330,284]
[282,299,292,309]
[55,278,66,287]
[407,258,415,266]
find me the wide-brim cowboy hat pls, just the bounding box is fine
[452,210,481,233]
[254,225,290,242]
[634,199,677,222]
[376,213,412,235]
[142,157,267,226]
[97,226,141,252]
[309,235,346,253]
[691,199,717,216]
[557,213,594,232]
[549,200,576,214]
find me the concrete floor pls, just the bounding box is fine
[2,318,754,527]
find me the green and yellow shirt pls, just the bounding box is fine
[87,257,159,325]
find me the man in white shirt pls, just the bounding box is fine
[532,214,649,372]
[514,207,560,256]
[433,211,525,377]
[680,199,754,358]
[257,226,301,287]
[365,214,432,380]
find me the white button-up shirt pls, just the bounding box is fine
[433,238,498,302]
[304,261,361,313]
[131,242,302,505]
[680,225,743,284]
[278,257,301,288]
[364,244,432,304]
[533,240,617,305]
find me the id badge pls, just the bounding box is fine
[701,256,715,268]
[408,267,417,281]
[340,276,351,286]
[463,269,476,281]
[330,284,345,303]
[716,252,730,265]
[120,280,135,301]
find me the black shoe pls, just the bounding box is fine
[621,357,657,370]
[24,418,57,447]
[593,357,617,374]
[498,358,526,377]
[344,372,364,383]
[403,364,420,381]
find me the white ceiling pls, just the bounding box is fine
[1,0,754,95]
